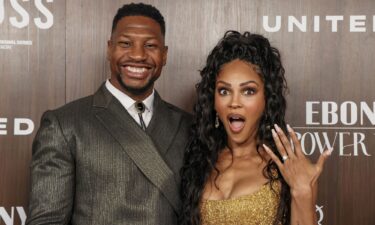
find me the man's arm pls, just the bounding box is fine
[26,111,75,225]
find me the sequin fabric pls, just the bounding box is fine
[200,182,280,225]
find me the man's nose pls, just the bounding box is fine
[129,45,147,61]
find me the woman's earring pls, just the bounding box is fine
[215,114,220,128]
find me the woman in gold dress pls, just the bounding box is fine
[179,31,332,225]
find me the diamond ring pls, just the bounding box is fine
[282,155,289,161]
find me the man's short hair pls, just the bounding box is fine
[111,3,165,36]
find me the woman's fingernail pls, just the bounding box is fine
[326,148,333,155]
[287,124,293,132]
[274,124,281,132]
[271,129,277,137]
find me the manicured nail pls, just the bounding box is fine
[326,148,333,155]
[274,124,281,132]
[263,144,270,151]
[271,129,277,137]
[287,124,293,132]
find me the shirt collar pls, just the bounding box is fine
[105,79,154,112]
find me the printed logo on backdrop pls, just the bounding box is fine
[0,0,54,50]
[0,118,34,136]
[294,101,374,157]
[0,207,26,225]
[316,205,324,225]
[262,15,375,32]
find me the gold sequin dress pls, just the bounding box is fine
[200,182,280,225]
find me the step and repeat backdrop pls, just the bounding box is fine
[1,0,374,224]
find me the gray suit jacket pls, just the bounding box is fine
[27,84,192,225]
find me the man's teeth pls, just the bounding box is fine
[126,66,147,73]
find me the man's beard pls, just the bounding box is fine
[116,73,157,96]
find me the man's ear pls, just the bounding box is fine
[163,46,168,66]
[106,40,112,60]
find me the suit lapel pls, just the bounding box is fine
[92,84,180,212]
[147,92,182,156]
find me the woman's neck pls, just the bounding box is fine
[226,137,259,159]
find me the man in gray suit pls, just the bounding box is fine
[27,3,191,225]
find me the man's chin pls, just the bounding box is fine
[118,76,155,96]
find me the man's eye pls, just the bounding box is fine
[118,41,131,48]
[145,43,157,48]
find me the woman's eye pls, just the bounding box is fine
[218,88,228,95]
[243,88,256,95]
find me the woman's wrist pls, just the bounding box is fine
[291,185,314,200]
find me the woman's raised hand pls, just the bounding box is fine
[263,124,332,195]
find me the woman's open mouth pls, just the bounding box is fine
[227,114,245,133]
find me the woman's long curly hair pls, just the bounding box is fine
[179,31,291,225]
